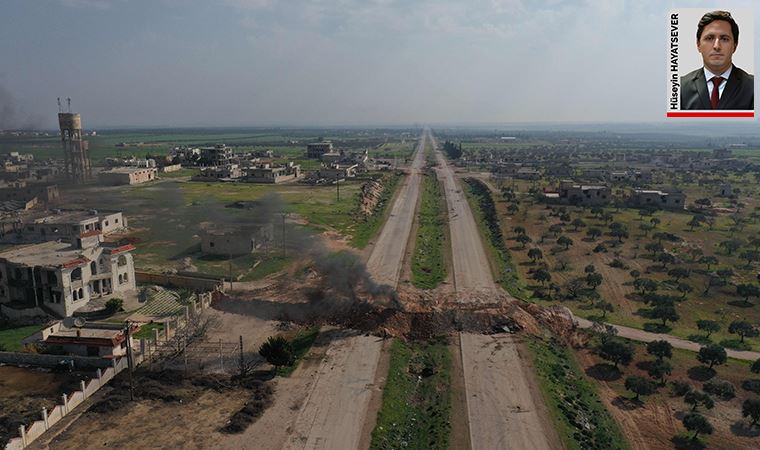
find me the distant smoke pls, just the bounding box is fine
[0,85,44,130]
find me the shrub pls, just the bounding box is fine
[697,344,727,369]
[597,339,634,369]
[258,336,293,369]
[670,380,692,397]
[703,379,735,400]
[743,398,760,426]
[609,259,625,269]
[682,412,713,440]
[625,375,657,401]
[741,379,760,395]
[105,297,124,313]
[684,390,714,411]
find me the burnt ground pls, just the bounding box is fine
[37,369,273,450]
[0,366,92,448]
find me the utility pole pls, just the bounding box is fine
[238,335,244,376]
[336,178,340,201]
[228,251,233,291]
[124,321,135,401]
[280,212,287,257]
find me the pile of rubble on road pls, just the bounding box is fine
[358,179,385,217]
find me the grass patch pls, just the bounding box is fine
[462,177,528,298]
[351,172,403,249]
[133,322,165,340]
[0,325,44,352]
[411,172,448,289]
[528,335,629,450]
[370,338,452,450]
[275,326,320,377]
[240,255,290,281]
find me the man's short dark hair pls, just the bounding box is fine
[697,10,739,44]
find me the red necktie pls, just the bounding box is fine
[710,76,723,109]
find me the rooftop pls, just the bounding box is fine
[101,167,157,174]
[31,210,100,225]
[0,241,89,268]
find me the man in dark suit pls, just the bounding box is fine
[680,10,754,110]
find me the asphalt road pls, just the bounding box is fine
[460,333,557,450]
[433,138,498,299]
[365,131,428,287]
[284,333,384,450]
[432,131,557,450]
[284,131,428,450]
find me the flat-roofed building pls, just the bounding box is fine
[0,183,59,205]
[200,144,234,166]
[199,222,273,256]
[629,189,686,210]
[0,240,136,317]
[23,321,138,358]
[245,162,301,183]
[546,181,611,206]
[0,209,126,244]
[306,142,333,159]
[192,164,242,181]
[99,167,157,185]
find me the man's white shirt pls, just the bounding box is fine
[703,65,732,100]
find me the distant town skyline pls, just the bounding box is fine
[1,0,758,128]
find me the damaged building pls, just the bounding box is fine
[0,209,127,244]
[199,222,274,256]
[306,141,333,159]
[244,162,301,184]
[628,189,686,210]
[0,234,137,318]
[544,181,611,206]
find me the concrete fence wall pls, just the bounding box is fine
[4,292,213,450]
[0,352,112,369]
[135,271,224,292]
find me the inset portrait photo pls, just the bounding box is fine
[667,8,754,117]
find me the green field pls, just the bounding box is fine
[370,338,452,450]
[63,176,370,278]
[0,325,43,352]
[0,128,418,164]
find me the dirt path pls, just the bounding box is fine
[574,316,760,361]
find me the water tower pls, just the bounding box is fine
[58,97,92,183]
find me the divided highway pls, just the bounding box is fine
[431,131,559,450]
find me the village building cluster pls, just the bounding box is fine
[480,146,755,211]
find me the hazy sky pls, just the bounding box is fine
[1,0,758,128]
